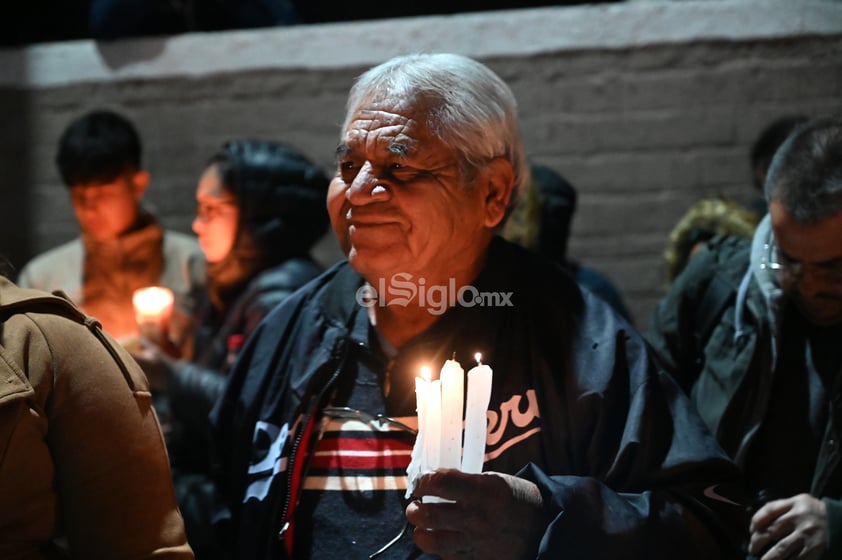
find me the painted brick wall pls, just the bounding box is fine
[1,1,840,325]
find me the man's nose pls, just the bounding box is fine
[346,162,389,204]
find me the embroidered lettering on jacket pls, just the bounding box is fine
[484,389,541,462]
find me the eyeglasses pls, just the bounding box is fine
[195,199,236,222]
[320,406,415,558]
[761,242,842,284]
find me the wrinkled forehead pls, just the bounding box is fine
[344,88,437,132]
[341,97,444,157]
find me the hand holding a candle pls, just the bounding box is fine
[129,286,181,390]
[132,286,186,356]
[406,469,545,560]
[132,287,175,346]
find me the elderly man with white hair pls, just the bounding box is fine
[212,52,747,560]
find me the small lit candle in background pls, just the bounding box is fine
[462,353,493,474]
[439,357,465,469]
[132,286,174,345]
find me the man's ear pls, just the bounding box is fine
[481,157,515,229]
[131,170,150,201]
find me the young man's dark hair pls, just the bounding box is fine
[19,108,200,341]
[55,109,142,187]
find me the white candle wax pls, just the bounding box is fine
[405,370,430,498]
[425,379,442,472]
[439,358,464,469]
[462,356,493,474]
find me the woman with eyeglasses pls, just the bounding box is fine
[132,139,330,560]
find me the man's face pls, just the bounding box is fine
[327,96,510,286]
[769,200,842,326]
[69,171,148,241]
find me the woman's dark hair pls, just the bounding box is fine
[209,139,330,259]
[202,139,330,309]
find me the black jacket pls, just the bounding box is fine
[165,257,323,560]
[212,237,747,559]
[168,257,324,470]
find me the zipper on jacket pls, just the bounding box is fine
[277,343,348,544]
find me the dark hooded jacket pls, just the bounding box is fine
[211,236,748,560]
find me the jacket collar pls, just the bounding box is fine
[746,214,785,368]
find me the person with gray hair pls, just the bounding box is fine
[211,52,746,560]
[647,117,842,560]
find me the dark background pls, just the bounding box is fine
[5,0,620,47]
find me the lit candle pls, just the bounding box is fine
[426,378,442,472]
[406,366,431,498]
[132,286,174,344]
[462,353,493,474]
[439,357,465,469]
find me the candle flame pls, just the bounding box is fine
[420,365,432,382]
[133,286,174,315]
[475,352,482,365]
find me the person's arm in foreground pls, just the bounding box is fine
[40,315,194,558]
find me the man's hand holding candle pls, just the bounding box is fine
[406,470,545,560]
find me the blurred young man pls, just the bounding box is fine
[18,109,200,340]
